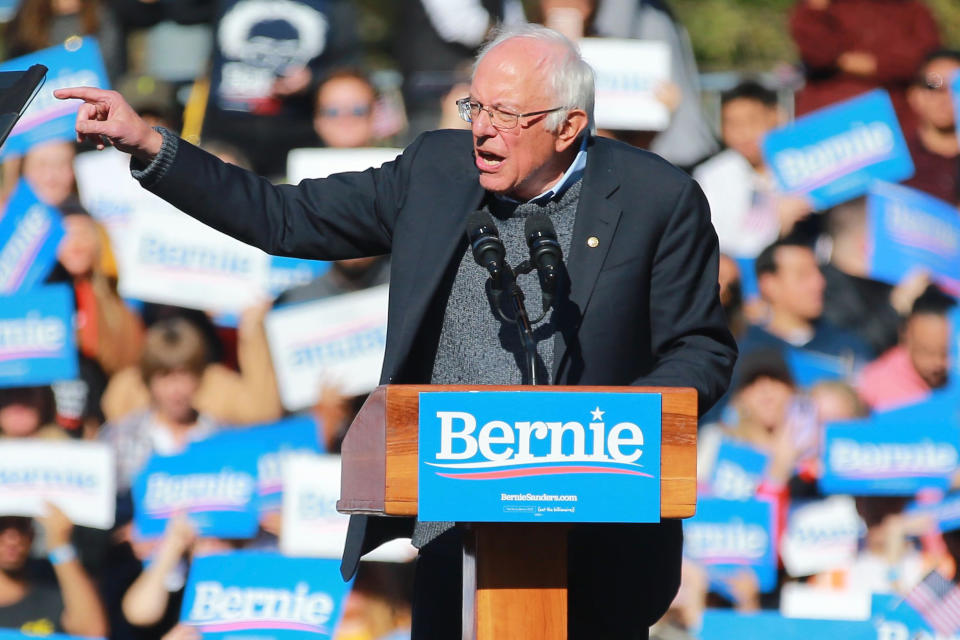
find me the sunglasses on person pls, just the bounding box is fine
[318,105,372,118]
[918,72,950,92]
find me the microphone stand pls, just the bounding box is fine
[491,260,543,386]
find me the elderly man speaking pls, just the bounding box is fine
[58,24,736,640]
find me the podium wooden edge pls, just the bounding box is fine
[337,385,698,519]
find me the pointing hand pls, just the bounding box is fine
[54,87,163,163]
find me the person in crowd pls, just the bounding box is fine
[58,20,738,638]
[0,387,62,439]
[19,140,79,208]
[200,0,361,177]
[698,350,802,491]
[740,239,874,366]
[693,82,813,259]
[4,0,123,80]
[847,497,925,595]
[313,69,379,149]
[99,317,219,493]
[337,562,415,640]
[789,0,940,128]
[395,0,526,139]
[857,288,956,411]
[101,302,282,426]
[903,49,960,205]
[820,198,930,356]
[718,254,746,339]
[0,507,109,636]
[541,0,718,168]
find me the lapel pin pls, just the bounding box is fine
[587,236,599,248]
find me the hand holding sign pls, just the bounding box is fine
[53,87,161,163]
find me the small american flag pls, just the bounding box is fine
[905,570,960,635]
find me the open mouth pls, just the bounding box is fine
[476,149,505,170]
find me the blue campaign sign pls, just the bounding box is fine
[418,391,662,523]
[0,180,66,294]
[0,284,77,388]
[710,438,769,500]
[867,181,960,294]
[820,417,960,495]
[181,551,351,640]
[951,306,960,384]
[785,347,852,387]
[0,37,110,157]
[698,609,875,640]
[762,89,914,209]
[191,415,323,512]
[870,593,950,639]
[907,490,960,534]
[734,256,759,302]
[132,442,259,539]
[266,256,329,299]
[683,496,777,593]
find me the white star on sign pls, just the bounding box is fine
[590,406,605,422]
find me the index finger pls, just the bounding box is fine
[54,86,112,103]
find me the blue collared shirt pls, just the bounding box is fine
[501,134,589,205]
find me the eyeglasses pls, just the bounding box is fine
[456,98,567,130]
[318,105,372,118]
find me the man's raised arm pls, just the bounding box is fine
[55,87,398,261]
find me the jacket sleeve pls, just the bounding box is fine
[138,134,429,261]
[631,178,738,416]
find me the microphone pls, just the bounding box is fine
[524,214,563,311]
[466,211,507,289]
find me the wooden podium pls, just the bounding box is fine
[337,385,698,640]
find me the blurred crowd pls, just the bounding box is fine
[0,0,959,639]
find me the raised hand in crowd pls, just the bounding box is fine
[889,269,931,316]
[37,503,109,638]
[53,88,162,163]
[837,51,879,77]
[775,195,814,237]
[806,0,830,8]
[122,514,196,627]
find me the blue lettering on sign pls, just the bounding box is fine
[867,181,960,295]
[180,551,351,640]
[683,497,777,593]
[139,237,253,275]
[290,327,386,367]
[132,444,259,538]
[0,284,77,388]
[0,180,66,294]
[418,391,662,523]
[820,416,960,495]
[0,38,110,157]
[762,89,914,209]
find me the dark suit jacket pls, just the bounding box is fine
[141,129,737,622]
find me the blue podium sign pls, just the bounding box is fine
[762,90,914,209]
[820,418,959,495]
[418,391,662,523]
[181,551,351,640]
[0,284,77,388]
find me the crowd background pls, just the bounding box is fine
[0,1,959,639]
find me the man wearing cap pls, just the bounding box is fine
[57,23,736,639]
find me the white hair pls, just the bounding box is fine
[474,23,595,132]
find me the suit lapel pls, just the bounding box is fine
[552,140,622,382]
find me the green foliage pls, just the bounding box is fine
[675,0,960,71]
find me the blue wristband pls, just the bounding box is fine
[48,543,77,565]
